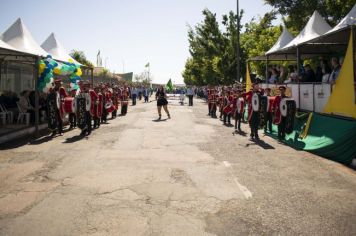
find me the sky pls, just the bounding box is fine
[0,0,279,84]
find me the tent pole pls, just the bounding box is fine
[34,56,40,138]
[352,25,355,96]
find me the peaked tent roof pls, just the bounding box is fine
[1,18,47,56]
[0,38,16,51]
[41,33,80,65]
[266,27,294,55]
[327,4,356,35]
[277,11,332,52]
[305,4,356,45]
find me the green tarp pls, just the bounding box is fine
[244,108,356,164]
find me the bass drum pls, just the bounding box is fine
[261,96,268,114]
[252,93,260,112]
[64,97,76,113]
[76,96,87,130]
[47,92,58,130]
[284,98,296,134]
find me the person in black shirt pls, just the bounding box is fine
[302,64,316,82]
[155,86,170,120]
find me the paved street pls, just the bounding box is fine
[0,98,355,236]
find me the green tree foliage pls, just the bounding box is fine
[241,11,282,76]
[182,9,245,86]
[70,50,94,68]
[264,0,355,31]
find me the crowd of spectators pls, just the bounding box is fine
[266,57,341,84]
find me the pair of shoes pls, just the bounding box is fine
[59,133,64,136]
[158,115,161,120]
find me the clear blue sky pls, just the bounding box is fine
[0,0,279,84]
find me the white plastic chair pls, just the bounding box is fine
[16,102,30,125]
[0,103,13,124]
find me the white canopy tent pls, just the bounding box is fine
[0,38,16,51]
[327,4,356,35]
[277,11,332,53]
[266,27,294,55]
[41,33,81,65]
[305,4,356,45]
[1,18,47,57]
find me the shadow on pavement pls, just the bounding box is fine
[233,130,247,137]
[246,139,275,150]
[152,118,168,122]
[63,134,86,143]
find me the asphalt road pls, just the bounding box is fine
[0,97,355,236]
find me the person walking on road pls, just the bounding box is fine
[156,86,170,120]
[187,86,194,106]
[131,87,138,105]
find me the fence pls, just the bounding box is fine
[260,83,332,113]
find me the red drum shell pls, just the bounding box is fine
[64,97,76,113]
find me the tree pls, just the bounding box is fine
[70,50,94,68]
[240,11,282,77]
[264,0,355,31]
[182,9,246,86]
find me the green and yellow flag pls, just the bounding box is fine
[166,79,173,92]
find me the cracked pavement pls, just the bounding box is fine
[0,98,355,235]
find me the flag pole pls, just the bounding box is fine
[236,0,240,83]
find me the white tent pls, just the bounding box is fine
[325,4,356,35]
[266,27,294,55]
[279,11,332,51]
[1,18,47,56]
[41,33,80,65]
[0,38,16,51]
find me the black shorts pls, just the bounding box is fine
[157,98,168,106]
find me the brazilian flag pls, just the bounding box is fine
[166,79,173,93]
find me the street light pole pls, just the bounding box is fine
[105,57,108,68]
[236,0,241,82]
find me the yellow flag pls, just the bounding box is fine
[246,63,252,92]
[323,33,356,118]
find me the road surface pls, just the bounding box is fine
[0,97,355,235]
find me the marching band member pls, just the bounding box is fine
[121,86,129,115]
[111,87,118,119]
[80,81,92,136]
[93,86,102,129]
[273,86,288,140]
[242,84,262,140]
[264,88,273,134]
[50,78,67,136]
[89,85,99,129]
[69,88,77,129]
[100,85,108,123]
[223,90,233,125]
[234,90,244,132]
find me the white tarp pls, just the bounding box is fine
[1,18,47,56]
[41,33,80,65]
[280,11,332,51]
[266,27,294,55]
[326,4,356,35]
